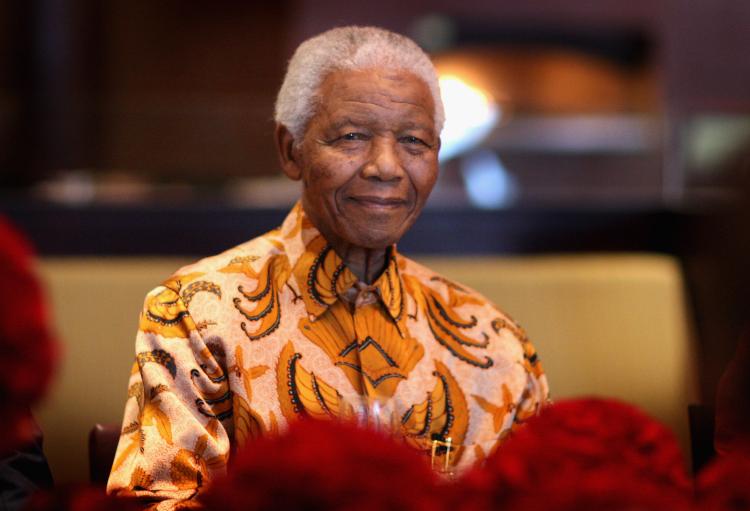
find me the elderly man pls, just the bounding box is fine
[108,26,548,508]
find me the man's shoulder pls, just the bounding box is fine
[399,255,533,348]
[399,255,496,311]
[160,229,285,291]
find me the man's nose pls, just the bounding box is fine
[361,138,404,182]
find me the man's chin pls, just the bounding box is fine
[349,227,407,250]
[331,211,417,250]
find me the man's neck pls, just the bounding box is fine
[332,243,388,284]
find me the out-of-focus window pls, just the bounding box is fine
[681,114,750,200]
[409,16,660,209]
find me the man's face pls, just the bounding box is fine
[285,68,440,251]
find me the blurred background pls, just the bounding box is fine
[1,0,749,483]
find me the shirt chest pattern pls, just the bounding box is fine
[182,253,535,471]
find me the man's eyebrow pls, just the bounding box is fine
[328,117,370,130]
[399,121,434,132]
[327,117,435,135]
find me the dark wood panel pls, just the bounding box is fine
[0,200,682,257]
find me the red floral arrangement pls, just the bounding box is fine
[0,217,57,453]
[200,418,444,511]
[457,398,692,511]
[694,451,750,511]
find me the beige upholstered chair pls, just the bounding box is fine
[36,254,697,483]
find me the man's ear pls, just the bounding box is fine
[275,124,303,181]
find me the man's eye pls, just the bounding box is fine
[401,135,427,146]
[342,132,366,141]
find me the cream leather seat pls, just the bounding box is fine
[36,254,697,482]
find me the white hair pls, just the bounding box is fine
[274,26,445,140]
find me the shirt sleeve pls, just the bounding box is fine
[107,280,231,510]
[515,331,551,422]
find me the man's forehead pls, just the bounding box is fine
[314,68,435,128]
[321,67,429,95]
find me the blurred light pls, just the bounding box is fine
[410,14,456,52]
[460,149,518,209]
[33,170,95,205]
[686,115,750,173]
[438,75,500,161]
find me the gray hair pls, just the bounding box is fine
[274,26,445,140]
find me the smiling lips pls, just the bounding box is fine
[347,195,408,208]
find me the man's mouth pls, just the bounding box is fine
[347,195,407,208]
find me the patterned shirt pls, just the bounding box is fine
[107,202,549,509]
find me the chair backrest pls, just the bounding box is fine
[688,404,716,473]
[88,423,122,485]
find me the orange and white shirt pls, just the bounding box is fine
[107,202,549,509]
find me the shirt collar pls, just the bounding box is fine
[279,202,407,336]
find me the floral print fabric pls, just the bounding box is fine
[107,202,549,509]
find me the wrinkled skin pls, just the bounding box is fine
[276,68,440,282]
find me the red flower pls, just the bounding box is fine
[457,398,692,511]
[695,452,750,511]
[201,418,444,511]
[0,217,57,453]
